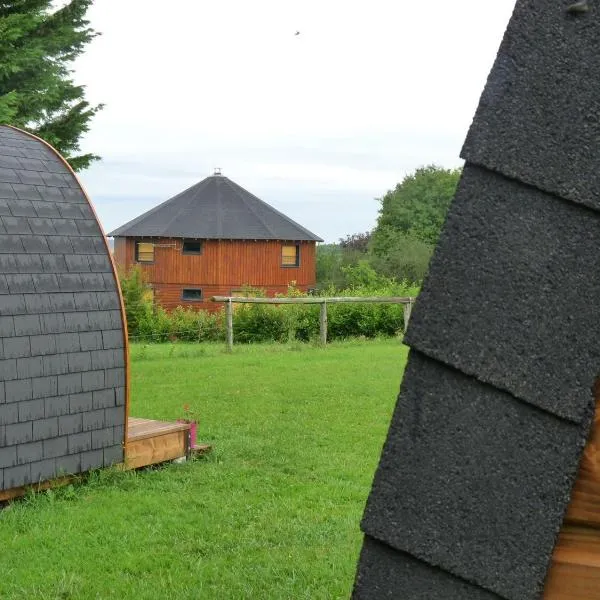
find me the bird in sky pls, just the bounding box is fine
[295,31,300,36]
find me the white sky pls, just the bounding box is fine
[73,0,517,243]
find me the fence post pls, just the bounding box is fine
[403,300,413,333]
[226,299,234,352]
[319,301,328,346]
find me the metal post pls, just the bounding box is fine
[403,300,413,333]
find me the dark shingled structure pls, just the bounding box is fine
[108,174,322,241]
[0,126,127,491]
[353,1,600,599]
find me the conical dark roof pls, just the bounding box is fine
[108,175,322,241]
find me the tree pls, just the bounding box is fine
[339,231,371,254]
[371,165,462,253]
[0,1,101,170]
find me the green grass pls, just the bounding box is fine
[0,339,407,599]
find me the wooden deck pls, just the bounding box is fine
[125,417,191,469]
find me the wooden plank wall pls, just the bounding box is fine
[544,386,600,598]
[113,237,316,311]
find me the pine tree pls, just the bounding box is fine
[0,0,102,170]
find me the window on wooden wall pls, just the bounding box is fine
[182,288,203,302]
[182,240,203,255]
[135,241,154,263]
[281,244,300,267]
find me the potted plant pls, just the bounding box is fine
[178,404,198,449]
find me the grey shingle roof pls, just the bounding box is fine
[108,175,323,241]
[0,125,126,490]
[353,1,600,598]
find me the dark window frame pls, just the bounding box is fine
[135,240,155,263]
[181,288,203,302]
[182,239,203,255]
[281,243,300,268]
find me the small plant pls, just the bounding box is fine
[180,404,198,423]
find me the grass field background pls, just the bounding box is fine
[0,339,407,599]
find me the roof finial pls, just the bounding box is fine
[214,167,222,176]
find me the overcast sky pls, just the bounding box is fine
[73,0,517,243]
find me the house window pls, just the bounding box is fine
[182,288,203,302]
[135,241,154,263]
[281,244,300,267]
[182,240,203,255]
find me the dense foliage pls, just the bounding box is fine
[0,0,101,170]
[317,165,461,287]
[120,268,418,344]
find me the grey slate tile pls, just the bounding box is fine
[0,404,19,426]
[28,218,57,235]
[79,272,106,290]
[30,334,58,356]
[0,182,16,199]
[405,166,600,423]
[13,314,41,336]
[92,389,115,409]
[40,171,68,187]
[31,376,58,399]
[64,254,90,272]
[102,273,117,291]
[0,168,20,184]
[32,201,61,218]
[73,292,99,311]
[91,427,112,449]
[18,398,45,422]
[57,203,83,219]
[21,235,50,254]
[68,431,91,454]
[0,446,17,469]
[5,421,33,445]
[97,292,120,310]
[44,395,70,418]
[57,273,84,292]
[103,444,123,467]
[79,331,103,351]
[0,294,26,314]
[67,351,92,373]
[32,417,59,441]
[35,185,64,200]
[0,274,8,294]
[53,219,78,235]
[353,537,502,600]
[105,368,125,388]
[88,254,111,272]
[0,235,25,253]
[30,458,56,483]
[58,413,83,436]
[61,187,86,201]
[102,329,124,349]
[113,426,124,445]
[3,337,31,359]
[461,0,600,213]
[66,312,91,333]
[33,273,60,293]
[54,332,80,353]
[9,199,36,217]
[0,316,15,337]
[114,348,126,369]
[5,379,33,403]
[83,409,105,432]
[42,354,69,377]
[0,359,18,381]
[43,436,68,459]
[87,311,113,331]
[104,406,125,428]
[55,453,81,475]
[1,216,31,234]
[0,199,10,215]
[6,274,35,294]
[76,220,101,236]
[4,464,31,488]
[40,313,67,335]
[90,349,116,370]
[16,356,44,379]
[17,170,44,186]
[81,448,103,471]
[24,294,53,314]
[115,387,125,406]
[14,254,43,273]
[57,373,82,395]
[46,236,73,254]
[81,370,105,392]
[70,237,96,254]
[361,351,591,600]
[69,392,93,413]
[48,292,76,312]
[40,254,68,273]
[0,255,17,273]
[17,441,43,465]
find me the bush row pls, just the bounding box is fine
[120,267,419,344]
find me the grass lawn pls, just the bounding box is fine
[0,339,407,600]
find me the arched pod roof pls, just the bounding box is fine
[0,126,127,491]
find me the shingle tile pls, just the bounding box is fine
[4,464,31,488]
[33,418,59,441]
[31,376,58,399]
[55,332,80,353]
[55,453,81,475]
[24,294,53,313]
[56,373,82,395]
[13,314,41,336]
[33,273,60,293]
[46,236,73,254]
[58,413,83,436]
[1,216,31,234]
[5,379,33,403]
[92,389,115,409]
[83,409,105,432]
[0,446,17,469]
[17,441,43,465]
[81,448,104,471]
[91,427,113,449]
[104,406,125,428]
[42,354,69,377]
[5,421,33,445]
[361,352,591,600]
[3,337,31,359]
[67,351,92,373]
[16,356,44,379]
[0,403,18,426]
[81,370,105,392]
[68,431,91,454]
[9,199,36,217]
[43,436,68,459]
[103,444,123,467]
[28,218,56,235]
[40,254,68,273]
[79,331,103,351]
[102,329,124,349]
[44,395,70,418]
[30,458,56,482]
[30,334,58,355]
[0,235,24,253]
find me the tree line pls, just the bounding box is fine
[317,165,462,289]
